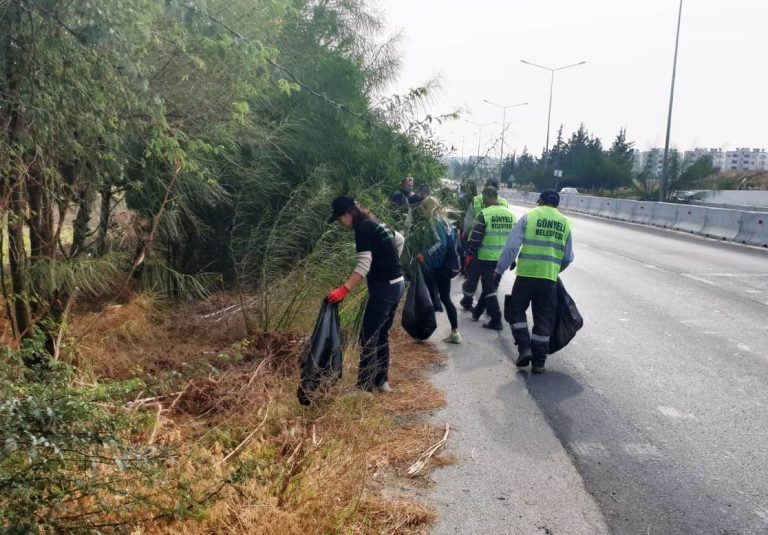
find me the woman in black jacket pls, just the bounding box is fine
[327,196,405,393]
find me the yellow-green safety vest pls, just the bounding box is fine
[477,205,517,261]
[516,206,571,281]
[473,194,508,216]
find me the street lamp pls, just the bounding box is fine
[482,100,528,176]
[660,0,684,201]
[465,119,498,168]
[521,59,586,167]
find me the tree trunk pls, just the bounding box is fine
[8,179,31,336]
[4,2,32,337]
[71,184,93,256]
[97,184,112,255]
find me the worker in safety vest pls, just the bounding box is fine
[462,187,517,330]
[494,190,574,373]
[462,177,509,237]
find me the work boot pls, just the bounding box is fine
[515,347,533,368]
[471,310,482,322]
[443,330,463,344]
[377,382,393,393]
[459,296,474,311]
[482,320,503,331]
[531,363,546,374]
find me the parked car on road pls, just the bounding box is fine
[559,187,579,195]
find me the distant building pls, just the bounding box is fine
[632,149,664,177]
[683,148,726,170]
[633,147,768,177]
[722,148,768,171]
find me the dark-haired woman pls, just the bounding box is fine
[327,196,405,393]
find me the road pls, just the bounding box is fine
[428,202,768,535]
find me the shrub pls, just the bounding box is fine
[0,335,200,532]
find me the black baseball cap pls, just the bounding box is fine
[328,195,357,223]
[538,190,560,207]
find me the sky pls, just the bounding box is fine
[378,0,768,159]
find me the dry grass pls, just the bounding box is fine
[64,292,450,534]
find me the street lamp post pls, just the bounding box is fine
[520,59,586,167]
[482,99,528,178]
[659,0,684,201]
[465,119,498,173]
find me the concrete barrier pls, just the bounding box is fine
[503,190,525,204]
[631,201,656,225]
[650,203,678,228]
[583,196,602,215]
[503,190,758,248]
[507,191,761,247]
[571,195,589,214]
[700,208,742,241]
[613,200,637,221]
[734,212,768,247]
[559,194,576,210]
[598,198,618,219]
[671,205,708,234]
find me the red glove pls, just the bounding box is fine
[464,255,474,270]
[416,254,425,264]
[327,286,349,304]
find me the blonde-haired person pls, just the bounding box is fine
[412,198,463,344]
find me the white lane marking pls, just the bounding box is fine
[569,442,609,458]
[681,274,717,286]
[622,443,661,458]
[744,290,764,294]
[691,273,768,277]
[657,406,697,420]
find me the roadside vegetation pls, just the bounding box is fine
[1,0,454,531]
[448,124,726,201]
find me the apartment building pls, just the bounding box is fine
[633,147,768,176]
[722,148,768,171]
[683,148,727,170]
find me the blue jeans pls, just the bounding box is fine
[358,279,404,390]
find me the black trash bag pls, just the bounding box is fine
[401,264,437,341]
[297,299,343,405]
[549,279,584,354]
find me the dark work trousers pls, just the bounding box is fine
[462,259,501,323]
[357,279,405,391]
[460,258,480,310]
[506,276,557,364]
[423,267,458,330]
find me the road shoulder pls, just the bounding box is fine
[426,282,609,535]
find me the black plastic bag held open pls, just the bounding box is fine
[297,299,343,405]
[401,264,437,341]
[548,279,584,354]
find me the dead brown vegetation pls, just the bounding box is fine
[66,292,449,533]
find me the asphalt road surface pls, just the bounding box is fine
[429,202,768,535]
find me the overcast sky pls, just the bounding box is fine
[379,0,768,159]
